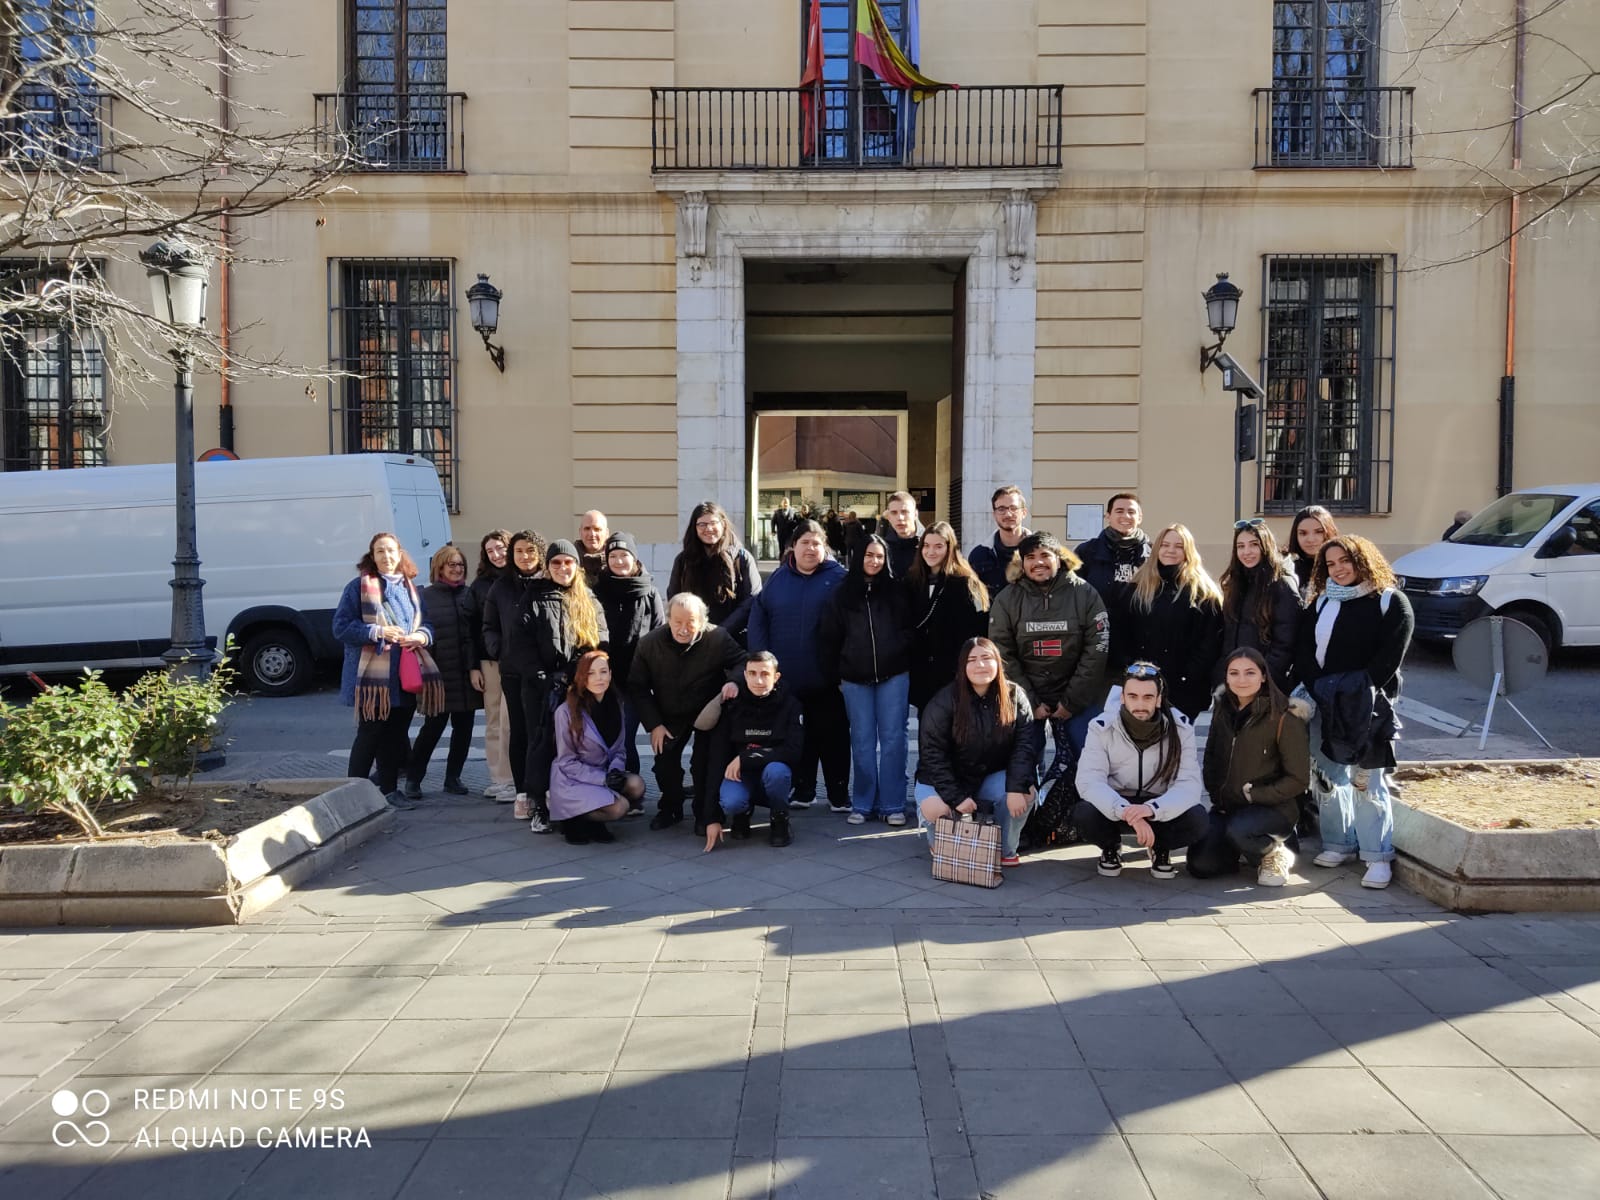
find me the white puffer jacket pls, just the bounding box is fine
[1075,694,1204,822]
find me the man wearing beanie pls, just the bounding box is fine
[594,530,666,779]
[988,529,1110,781]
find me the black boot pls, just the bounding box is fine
[562,819,593,845]
[403,777,423,799]
[649,806,683,831]
[442,774,468,796]
[769,811,792,848]
[731,810,752,840]
[588,821,616,844]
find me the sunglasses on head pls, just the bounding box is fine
[1234,518,1267,531]
[1124,661,1162,681]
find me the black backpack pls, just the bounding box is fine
[1019,770,1082,853]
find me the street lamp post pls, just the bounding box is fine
[140,240,213,680]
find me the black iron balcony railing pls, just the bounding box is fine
[0,85,112,171]
[315,91,466,173]
[1253,85,1414,169]
[652,85,1063,172]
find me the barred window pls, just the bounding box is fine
[329,259,458,509]
[1268,1,1382,165]
[804,0,911,165]
[1259,254,1396,515]
[344,0,448,169]
[2,0,107,169]
[1,262,107,471]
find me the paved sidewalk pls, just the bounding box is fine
[3,758,1599,1198]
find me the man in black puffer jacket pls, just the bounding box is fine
[707,652,805,847]
[1074,492,1151,694]
[593,531,666,776]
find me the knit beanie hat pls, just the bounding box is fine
[546,538,580,564]
[602,531,639,559]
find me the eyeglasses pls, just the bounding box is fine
[1124,661,1163,681]
[695,520,721,530]
[993,504,1024,514]
[444,560,466,570]
[1234,518,1267,530]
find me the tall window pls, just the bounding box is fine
[1259,255,1396,515]
[1269,1,1378,164]
[808,0,910,164]
[331,260,457,508]
[1,264,107,471]
[345,0,447,168]
[2,1,104,168]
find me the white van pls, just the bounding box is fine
[1392,484,1600,651]
[0,454,453,694]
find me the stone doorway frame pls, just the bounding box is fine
[666,185,1043,553]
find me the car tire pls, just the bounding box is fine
[1497,606,1557,655]
[239,627,314,696]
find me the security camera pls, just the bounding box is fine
[1212,351,1264,400]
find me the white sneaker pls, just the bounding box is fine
[489,781,516,800]
[1313,849,1355,867]
[1257,845,1294,887]
[845,812,867,825]
[512,794,531,820]
[1361,861,1392,889]
[885,812,907,827]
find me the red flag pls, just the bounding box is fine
[799,0,823,157]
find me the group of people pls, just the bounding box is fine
[332,487,1414,888]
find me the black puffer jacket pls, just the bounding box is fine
[1074,528,1150,675]
[420,583,482,713]
[1123,567,1224,719]
[485,573,608,681]
[628,623,747,734]
[906,573,989,710]
[820,536,913,685]
[915,680,1042,806]
[470,569,504,663]
[593,568,666,688]
[1216,562,1303,692]
[482,571,543,676]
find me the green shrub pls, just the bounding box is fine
[0,672,141,838]
[124,656,237,786]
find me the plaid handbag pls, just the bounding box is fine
[930,814,1003,888]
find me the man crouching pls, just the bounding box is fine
[705,652,804,851]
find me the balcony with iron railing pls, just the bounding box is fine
[1253,85,1415,169]
[651,85,1062,172]
[0,85,113,171]
[314,91,466,173]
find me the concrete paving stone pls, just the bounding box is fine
[1314,1011,1497,1067]
[1126,924,1253,961]
[232,1135,427,1200]
[1513,1068,1600,1132]
[785,926,899,960]
[416,831,519,864]
[1268,966,1430,1014]
[82,1020,262,1077]
[1127,1133,1319,1200]
[273,976,425,1022]
[588,1070,745,1139]
[1477,919,1600,958]
[9,976,176,1024]
[615,1016,751,1073]
[1154,966,1309,1016]
[0,1080,28,1106]
[638,971,759,1017]
[954,1069,1114,1136]
[1372,1066,1585,1134]
[772,1135,935,1200]
[0,1148,100,1200]
[776,1067,925,1137]
[519,972,648,1019]
[1220,922,1354,962]
[628,859,738,893]
[397,1135,579,1199]
[1023,926,1141,960]
[1445,1134,1600,1200]
[1526,964,1600,1017]
[812,874,929,908]
[656,928,771,962]
[969,1133,1149,1199]
[675,875,801,910]
[927,968,1053,1015]
[443,928,567,967]
[787,971,906,1015]
[334,930,469,966]
[72,1142,269,1200]
[552,929,665,963]
[1189,1014,1358,1071]
[1446,1011,1600,1067]
[216,1019,386,1075]
[282,889,450,920]
[942,1012,1081,1069]
[1094,1069,1273,1134]
[435,1071,603,1139]
[1325,921,1476,960]
[1284,1133,1497,1200]
[1239,1067,1427,1133]
[915,926,1035,960]
[482,1018,631,1073]
[564,1137,735,1200]
[395,975,536,1020]
[0,933,122,968]
[226,932,371,968]
[1041,967,1181,1017]
[154,977,315,1023]
[782,1013,914,1070]
[1066,1016,1221,1071]
[346,1019,504,1075]
[1385,963,1552,1014]
[95,933,245,969]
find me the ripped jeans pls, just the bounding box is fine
[1310,713,1394,863]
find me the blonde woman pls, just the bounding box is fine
[1123,524,1224,718]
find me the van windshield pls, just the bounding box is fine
[1449,493,1576,548]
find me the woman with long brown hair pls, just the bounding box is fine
[1216,518,1303,693]
[913,637,1043,868]
[471,528,516,799]
[668,500,762,641]
[1285,505,1340,600]
[905,521,990,713]
[1123,523,1224,719]
[549,651,645,845]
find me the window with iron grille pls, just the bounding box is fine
[329,259,458,509]
[2,1,107,169]
[1258,254,1396,515]
[1269,1,1380,165]
[343,0,448,168]
[804,0,911,164]
[1,261,107,471]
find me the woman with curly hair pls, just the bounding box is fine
[470,529,515,798]
[1295,534,1414,889]
[668,500,762,642]
[1122,524,1224,719]
[1216,518,1303,693]
[549,651,646,845]
[1285,505,1340,601]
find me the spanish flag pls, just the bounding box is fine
[853,0,952,101]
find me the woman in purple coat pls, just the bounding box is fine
[549,650,647,845]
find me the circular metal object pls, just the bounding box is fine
[1452,615,1549,694]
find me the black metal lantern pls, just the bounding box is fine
[466,273,506,372]
[141,240,211,330]
[1200,271,1243,371]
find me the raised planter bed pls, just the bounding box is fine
[0,779,394,926]
[1392,759,1600,913]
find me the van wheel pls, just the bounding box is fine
[240,628,313,696]
[1497,606,1557,655]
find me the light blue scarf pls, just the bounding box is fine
[1322,580,1374,603]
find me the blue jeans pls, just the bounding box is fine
[719,762,793,818]
[1310,714,1394,862]
[916,771,1035,859]
[841,674,910,817]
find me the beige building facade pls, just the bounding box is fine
[17,0,1600,570]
